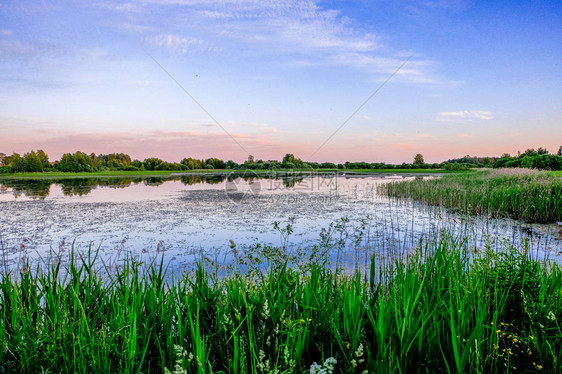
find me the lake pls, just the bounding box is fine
[1,173,560,274]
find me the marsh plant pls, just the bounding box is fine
[379,169,562,223]
[1,230,561,373]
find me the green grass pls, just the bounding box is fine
[1,235,561,373]
[547,170,562,177]
[380,169,562,223]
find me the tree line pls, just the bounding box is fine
[0,147,561,174]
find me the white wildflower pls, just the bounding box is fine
[324,357,337,371]
[309,357,337,374]
[165,345,189,374]
[262,299,270,318]
[309,362,322,374]
[355,343,364,358]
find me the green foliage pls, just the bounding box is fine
[1,236,561,373]
[2,153,24,173]
[0,150,51,173]
[181,157,205,170]
[414,153,424,165]
[442,162,473,171]
[55,151,98,172]
[205,157,226,169]
[22,151,43,172]
[143,158,187,171]
[494,148,562,170]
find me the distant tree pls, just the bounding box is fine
[414,153,424,165]
[282,153,295,164]
[181,157,204,170]
[23,151,43,172]
[482,157,492,168]
[55,151,97,172]
[537,147,549,155]
[36,150,50,170]
[4,153,24,172]
[98,153,132,169]
[282,153,304,168]
[205,157,226,169]
[246,155,255,164]
[558,146,562,156]
[0,152,7,166]
[143,158,165,171]
[225,160,239,169]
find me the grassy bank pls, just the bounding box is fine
[0,168,460,179]
[380,169,562,223]
[1,236,561,373]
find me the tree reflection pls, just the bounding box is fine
[0,179,52,199]
[0,174,306,198]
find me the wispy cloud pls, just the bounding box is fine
[91,0,442,83]
[92,2,142,13]
[405,0,466,20]
[437,110,494,122]
[145,34,206,54]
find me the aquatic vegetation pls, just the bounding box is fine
[1,234,561,373]
[379,169,562,223]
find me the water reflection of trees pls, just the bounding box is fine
[0,174,308,198]
[143,177,166,187]
[180,175,226,185]
[0,177,146,198]
[282,176,305,188]
[0,179,52,199]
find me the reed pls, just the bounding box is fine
[379,169,562,223]
[1,234,561,373]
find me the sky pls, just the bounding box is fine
[0,0,561,164]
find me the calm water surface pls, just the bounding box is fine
[0,174,560,273]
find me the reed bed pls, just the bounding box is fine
[1,234,561,373]
[379,169,562,223]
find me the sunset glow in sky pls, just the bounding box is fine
[1,1,561,163]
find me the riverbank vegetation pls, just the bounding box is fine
[1,146,561,175]
[1,234,561,373]
[380,169,562,223]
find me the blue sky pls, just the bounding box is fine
[1,0,561,163]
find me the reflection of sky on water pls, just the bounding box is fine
[0,175,560,273]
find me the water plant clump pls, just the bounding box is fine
[379,169,562,223]
[1,234,561,373]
